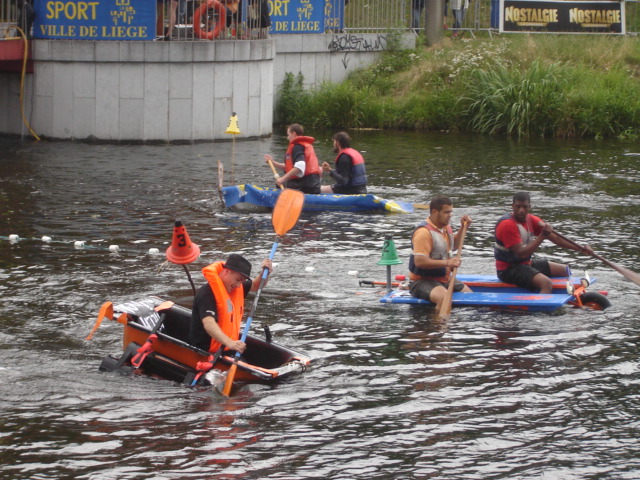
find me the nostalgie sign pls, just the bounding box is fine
[32,0,156,40]
[500,0,625,34]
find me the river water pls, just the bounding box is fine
[1,132,639,480]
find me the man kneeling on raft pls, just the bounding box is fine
[408,194,473,311]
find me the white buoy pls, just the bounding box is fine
[347,270,358,276]
[109,245,120,252]
[9,234,19,242]
[305,266,315,273]
[74,240,85,248]
[41,236,52,242]
[148,248,160,254]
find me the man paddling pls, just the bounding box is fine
[494,191,593,293]
[189,254,272,353]
[408,194,473,311]
[320,131,368,194]
[265,123,322,194]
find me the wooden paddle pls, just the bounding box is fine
[266,157,284,190]
[438,221,469,318]
[217,160,224,202]
[552,230,640,287]
[221,188,305,396]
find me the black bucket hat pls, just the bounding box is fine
[223,254,252,279]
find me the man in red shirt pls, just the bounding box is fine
[494,192,592,293]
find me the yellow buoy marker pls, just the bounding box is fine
[225,112,241,135]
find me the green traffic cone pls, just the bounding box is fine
[377,236,403,266]
[377,236,402,294]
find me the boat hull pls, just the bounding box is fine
[100,297,311,386]
[222,184,414,214]
[377,275,605,312]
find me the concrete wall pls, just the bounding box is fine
[0,33,414,142]
[0,39,275,142]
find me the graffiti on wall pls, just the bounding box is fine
[328,33,387,69]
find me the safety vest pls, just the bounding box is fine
[408,220,453,280]
[335,148,367,187]
[202,262,245,352]
[494,213,537,266]
[285,136,321,176]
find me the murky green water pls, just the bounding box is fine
[1,132,639,479]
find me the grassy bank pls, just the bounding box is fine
[275,34,640,139]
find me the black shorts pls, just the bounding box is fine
[497,258,552,291]
[285,178,320,194]
[409,278,466,303]
[332,184,367,195]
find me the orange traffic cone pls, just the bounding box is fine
[165,220,201,264]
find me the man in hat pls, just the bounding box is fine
[189,254,272,353]
[408,194,473,311]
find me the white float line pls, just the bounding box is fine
[0,235,163,255]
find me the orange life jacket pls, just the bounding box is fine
[202,262,245,352]
[285,136,321,176]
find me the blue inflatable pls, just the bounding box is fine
[221,184,415,214]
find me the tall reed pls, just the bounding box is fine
[274,35,640,138]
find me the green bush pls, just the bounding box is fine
[462,61,567,137]
[274,36,640,138]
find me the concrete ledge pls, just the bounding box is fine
[1,34,413,142]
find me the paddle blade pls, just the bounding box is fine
[439,275,455,317]
[272,189,304,237]
[217,160,224,201]
[553,231,640,288]
[597,255,640,287]
[438,221,469,319]
[222,363,238,397]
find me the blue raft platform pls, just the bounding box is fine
[379,274,600,313]
[222,184,414,214]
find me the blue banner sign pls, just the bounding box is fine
[33,0,156,40]
[269,0,326,34]
[323,0,345,32]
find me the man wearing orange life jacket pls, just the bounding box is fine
[320,131,368,195]
[189,254,272,353]
[408,194,473,312]
[265,123,322,194]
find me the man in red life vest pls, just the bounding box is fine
[494,191,593,293]
[189,254,272,353]
[265,124,322,194]
[409,195,473,311]
[320,131,368,195]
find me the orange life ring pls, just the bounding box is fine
[193,0,226,40]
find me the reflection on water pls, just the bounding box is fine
[1,133,639,479]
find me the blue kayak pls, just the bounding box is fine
[377,274,609,312]
[221,184,414,214]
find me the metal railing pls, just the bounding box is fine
[1,0,638,41]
